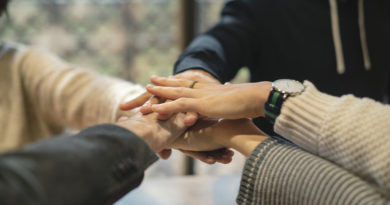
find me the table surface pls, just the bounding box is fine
[115,174,241,205]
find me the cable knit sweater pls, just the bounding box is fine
[0,42,144,152]
[237,81,390,204]
[275,81,390,194]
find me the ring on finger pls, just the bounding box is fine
[189,80,198,88]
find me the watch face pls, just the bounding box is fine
[272,79,304,95]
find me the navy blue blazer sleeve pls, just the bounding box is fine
[174,0,259,83]
[0,124,158,205]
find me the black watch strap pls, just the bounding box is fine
[264,90,285,124]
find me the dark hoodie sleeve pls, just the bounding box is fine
[174,0,259,83]
[0,124,158,205]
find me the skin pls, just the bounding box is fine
[0,1,232,164]
[117,113,265,158]
[120,69,220,125]
[116,112,187,153]
[120,72,271,158]
[117,110,234,163]
[120,70,233,164]
[146,76,272,119]
[171,118,267,157]
[130,74,272,157]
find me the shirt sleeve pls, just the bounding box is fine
[174,0,259,83]
[0,124,158,205]
[274,81,390,194]
[238,138,388,204]
[16,47,144,130]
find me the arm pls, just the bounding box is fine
[16,47,144,130]
[120,0,261,112]
[0,124,157,205]
[172,119,267,157]
[174,0,259,83]
[238,138,389,204]
[0,110,188,204]
[275,81,390,193]
[147,76,390,192]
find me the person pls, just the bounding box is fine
[121,0,390,134]
[0,41,143,151]
[0,1,233,203]
[0,0,233,164]
[146,76,390,203]
[0,111,188,204]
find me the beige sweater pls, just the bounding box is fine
[275,81,390,195]
[0,42,144,152]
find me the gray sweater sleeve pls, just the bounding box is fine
[0,124,158,205]
[237,138,389,205]
[275,81,390,194]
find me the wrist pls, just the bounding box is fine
[252,81,272,117]
[178,69,220,84]
[115,121,154,146]
[218,119,266,157]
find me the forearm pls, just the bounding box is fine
[0,124,157,204]
[225,134,266,157]
[174,0,259,82]
[217,119,266,157]
[275,81,390,192]
[18,48,143,130]
[238,138,389,204]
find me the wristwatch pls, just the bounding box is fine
[264,79,305,124]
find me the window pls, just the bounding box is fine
[1,0,225,86]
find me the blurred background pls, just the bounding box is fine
[1,0,249,203]
[0,0,249,85]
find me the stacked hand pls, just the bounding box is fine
[119,70,271,162]
[120,70,234,164]
[146,76,272,119]
[120,69,221,125]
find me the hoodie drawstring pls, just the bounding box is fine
[329,0,346,74]
[358,0,371,70]
[329,0,371,74]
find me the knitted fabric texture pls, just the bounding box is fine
[275,81,390,194]
[0,42,144,151]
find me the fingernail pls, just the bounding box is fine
[146,84,154,89]
[117,116,129,122]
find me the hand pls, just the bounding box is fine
[180,149,234,164]
[116,112,187,152]
[116,114,234,164]
[157,146,234,164]
[120,69,221,126]
[171,118,267,157]
[146,76,272,119]
[119,70,222,163]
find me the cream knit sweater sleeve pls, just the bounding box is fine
[274,81,390,194]
[17,47,144,130]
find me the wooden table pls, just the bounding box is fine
[115,174,241,205]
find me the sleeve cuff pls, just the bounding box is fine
[274,81,339,155]
[174,54,223,82]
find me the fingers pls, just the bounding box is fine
[173,69,220,84]
[140,95,163,115]
[151,98,197,115]
[158,149,172,160]
[146,84,197,100]
[181,148,234,164]
[181,150,216,164]
[184,112,198,126]
[120,92,152,111]
[117,116,129,122]
[151,75,198,88]
[156,99,174,120]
